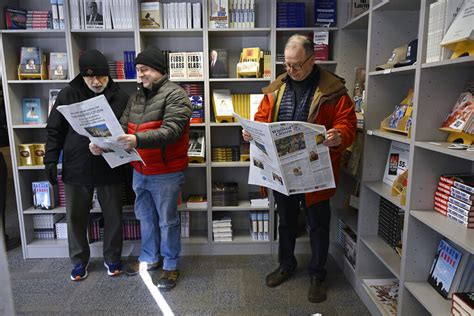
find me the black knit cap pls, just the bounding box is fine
[79,49,109,77]
[135,46,166,74]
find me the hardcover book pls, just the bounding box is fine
[313,31,329,61]
[49,52,68,80]
[169,52,187,80]
[22,98,43,124]
[20,47,42,74]
[453,292,474,314]
[428,239,463,298]
[32,181,55,210]
[5,7,27,29]
[383,141,409,187]
[209,0,229,29]
[188,130,205,163]
[314,0,337,27]
[212,89,234,123]
[83,0,104,29]
[140,2,162,28]
[186,52,204,79]
[209,48,229,78]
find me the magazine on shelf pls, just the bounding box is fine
[56,94,142,168]
[234,113,335,195]
[428,239,463,298]
[440,87,473,134]
[361,278,399,316]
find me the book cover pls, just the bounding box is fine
[20,47,42,74]
[453,292,474,313]
[18,144,34,166]
[441,91,473,133]
[140,2,162,28]
[351,0,369,19]
[49,52,68,80]
[314,0,337,27]
[189,95,204,124]
[212,89,234,122]
[186,52,204,79]
[188,130,205,163]
[32,181,55,210]
[48,89,61,116]
[383,141,409,186]
[169,52,187,80]
[209,48,229,78]
[83,0,105,29]
[209,0,229,29]
[313,31,329,61]
[428,239,463,298]
[5,7,27,29]
[22,98,43,124]
[440,0,474,47]
[33,143,45,165]
[353,67,366,112]
[362,278,399,315]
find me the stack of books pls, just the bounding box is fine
[180,83,204,124]
[248,211,269,241]
[26,10,52,30]
[211,146,240,162]
[435,174,474,228]
[212,182,239,206]
[378,197,404,253]
[108,60,125,80]
[33,214,64,240]
[213,214,232,242]
[186,195,207,209]
[453,292,474,315]
[55,217,67,239]
[249,191,269,207]
[277,2,305,27]
[123,213,141,241]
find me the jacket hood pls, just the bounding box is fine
[263,65,347,97]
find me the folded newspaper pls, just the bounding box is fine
[234,113,335,195]
[56,95,143,168]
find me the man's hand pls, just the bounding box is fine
[117,134,137,150]
[242,129,253,142]
[323,128,342,148]
[89,143,104,155]
[45,163,57,185]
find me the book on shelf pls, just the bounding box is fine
[249,94,264,121]
[180,211,190,238]
[188,129,205,163]
[48,89,61,116]
[212,89,234,123]
[343,226,357,268]
[19,47,42,75]
[313,31,329,61]
[208,0,229,29]
[361,278,399,316]
[186,195,207,209]
[353,67,366,113]
[5,7,27,29]
[350,0,369,20]
[32,181,56,210]
[169,52,187,80]
[55,217,68,239]
[140,1,162,28]
[453,292,474,315]
[22,98,44,124]
[277,2,305,27]
[314,0,337,27]
[209,48,229,78]
[49,52,68,80]
[428,239,464,298]
[33,143,46,165]
[441,0,474,48]
[380,89,414,135]
[382,141,409,187]
[83,0,105,29]
[186,52,204,79]
[440,82,474,135]
[189,95,204,124]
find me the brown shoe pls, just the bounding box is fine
[265,266,295,287]
[124,260,161,276]
[308,277,327,303]
[157,269,180,290]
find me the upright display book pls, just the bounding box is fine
[22,98,43,124]
[383,141,409,187]
[440,90,473,134]
[208,0,228,29]
[140,2,162,28]
[361,278,399,316]
[212,89,234,123]
[83,0,105,29]
[5,7,27,29]
[49,52,68,80]
[209,48,229,78]
[32,181,56,210]
[186,52,204,79]
[314,0,337,27]
[19,47,42,74]
[169,52,187,80]
[48,89,61,116]
[428,239,463,298]
[313,31,329,61]
[440,0,474,47]
[188,130,205,163]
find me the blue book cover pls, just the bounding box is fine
[22,98,43,124]
[32,181,55,210]
[314,0,337,27]
[428,239,463,298]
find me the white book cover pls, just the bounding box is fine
[169,52,187,80]
[84,0,105,29]
[186,52,204,79]
[212,89,234,118]
[441,0,474,46]
[209,0,229,28]
[193,3,201,29]
[187,2,192,28]
[383,141,409,187]
[249,94,263,120]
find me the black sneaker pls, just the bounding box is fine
[265,266,295,287]
[157,269,180,290]
[70,262,89,281]
[124,260,161,276]
[308,277,327,303]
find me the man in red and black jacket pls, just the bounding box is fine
[91,46,192,290]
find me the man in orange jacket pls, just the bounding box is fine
[243,34,357,303]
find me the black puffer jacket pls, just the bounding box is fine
[44,75,129,185]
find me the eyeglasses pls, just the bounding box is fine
[282,55,313,71]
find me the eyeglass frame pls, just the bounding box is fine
[282,54,314,71]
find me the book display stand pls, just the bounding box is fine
[17,55,47,80]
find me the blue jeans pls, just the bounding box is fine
[132,170,184,270]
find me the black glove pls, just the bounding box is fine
[45,163,58,185]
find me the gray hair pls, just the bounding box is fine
[285,35,314,57]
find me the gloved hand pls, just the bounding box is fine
[45,163,58,185]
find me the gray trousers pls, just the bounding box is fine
[65,183,123,264]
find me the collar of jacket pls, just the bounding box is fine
[137,74,169,99]
[70,74,120,99]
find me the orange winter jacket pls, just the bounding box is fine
[254,66,357,207]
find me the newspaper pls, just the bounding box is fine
[56,95,142,168]
[234,113,335,195]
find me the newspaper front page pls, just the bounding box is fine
[56,95,142,168]
[234,113,335,195]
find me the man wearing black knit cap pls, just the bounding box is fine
[91,46,192,290]
[45,49,129,281]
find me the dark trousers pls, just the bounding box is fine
[0,152,6,239]
[65,183,123,265]
[274,191,331,281]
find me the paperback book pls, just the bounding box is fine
[20,47,42,74]
[32,181,56,210]
[428,239,463,298]
[361,278,399,316]
[49,52,68,80]
[22,98,44,124]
